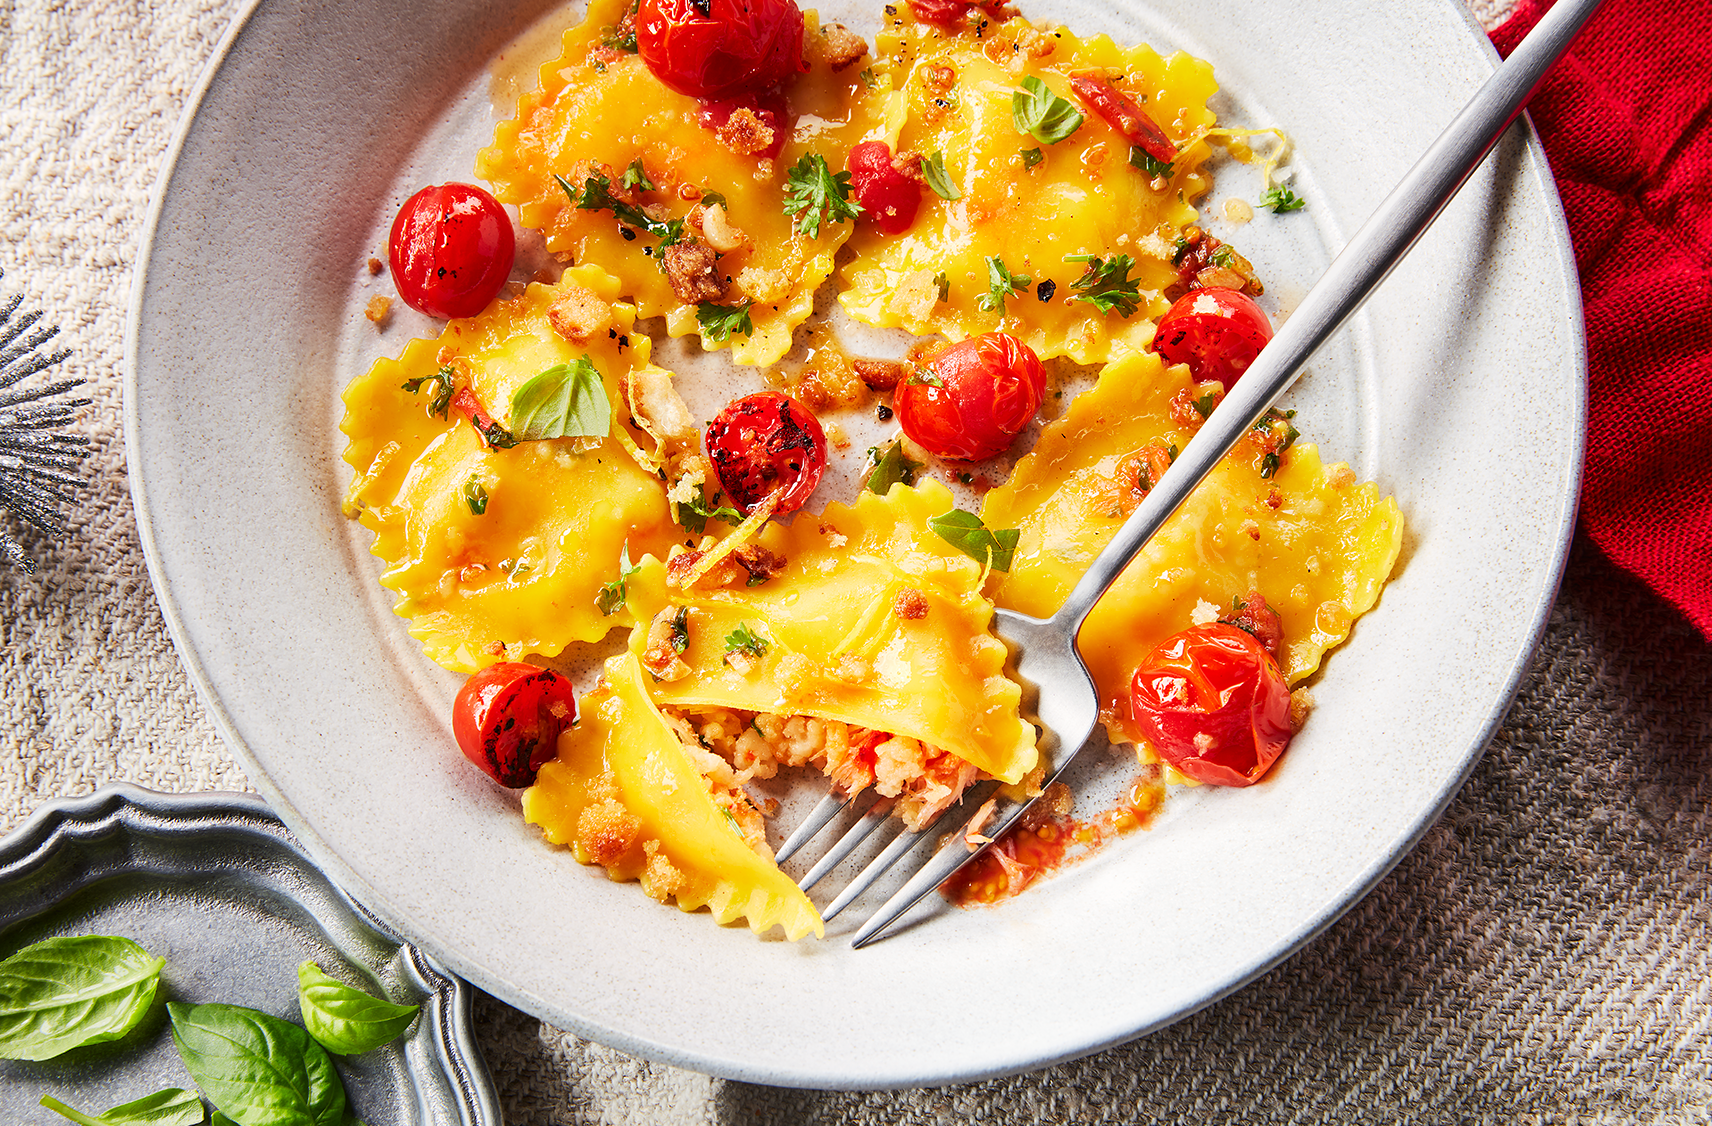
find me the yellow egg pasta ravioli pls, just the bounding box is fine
[477,0,888,365]
[838,10,1218,363]
[981,347,1404,737]
[341,267,680,672]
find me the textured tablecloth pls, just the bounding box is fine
[4,0,1708,1121]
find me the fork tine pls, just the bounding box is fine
[798,796,892,891]
[773,790,851,864]
[821,820,934,921]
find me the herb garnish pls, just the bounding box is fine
[1020,146,1044,169]
[558,172,685,247]
[1252,408,1300,478]
[725,623,770,661]
[0,935,165,1061]
[1259,185,1306,213]
[39,1089,203,1126]
[509,356,611,441]
[297,961,420,1056]
[620,158,654,192]
[1064,253,1142,317]
[697,301,754,344]
[932,271,950,302]
[905,365,944,387]
[676,483,741,534]
[462,475,489,516]
[667,605,691,654]
[599,0,639,52]
[921,151,960,200]
[595,542,639,616]
[977,255,1031,314]
[170,1003,347,1126]
[1011,76,1083,144]
[1192,391,1220,418]
[1128,146,1174,179]
[865,440,921,496]
[928,509,1019,572]
[402,364,455,419]
[781,152,862,238]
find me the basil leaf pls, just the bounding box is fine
[168,1002,347,1126]
[509,356,611,441]
[920,151,960,200]
[0,935,165,1060]
[40,1090,205,1126]
[928,509,1019,572]
[296,962,419,1057]
[1011,76,1083,145]
[864,441,920,495]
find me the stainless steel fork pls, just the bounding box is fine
[781,0,1604,947]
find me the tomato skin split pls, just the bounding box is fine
[1129,623,1292,787]
[846,141,921,235]
[705,391,828,515]
[894,332,1045,461]
[1152,286,1274,387]
[453,663,578,788]
[636,0,805,100]
[388,183,516,320]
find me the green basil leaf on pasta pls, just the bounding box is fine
[168,1002,347,1126]
[40,1089,205,1126]
[296,962,419,1056]
[0,935,165,1060]
[928,509,1019,572]
[509,356,611,441]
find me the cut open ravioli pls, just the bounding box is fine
[839,10,1218,363]
[341,266,680,672]
[477,0,888,365]
[980,347,1404,739]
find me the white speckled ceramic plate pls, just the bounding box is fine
[126,0,1583,1089]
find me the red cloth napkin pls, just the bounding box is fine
[1491,0,1712,640]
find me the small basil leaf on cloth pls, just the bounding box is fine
[296,962,419,1056]
[508,356,611,441]
[0,935,166,1060]
[40,1089,206,1126]
[168,1002,347,1126]
[928,509,1020,572]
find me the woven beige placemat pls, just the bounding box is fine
[5,0,1708,1121]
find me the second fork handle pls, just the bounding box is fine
[1054,0,1602,636]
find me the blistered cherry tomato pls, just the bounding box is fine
[452,663,577,788]
[1152,286,1273,387]
[636,0,804,100]
[706,391,827,515]
[1068,73,1175,165]
[1129,623,1292,787]
[894,332,1046,460]
[387,183,516,320]
[846,141,920,234]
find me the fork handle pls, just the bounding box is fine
[1054,0,1602,636]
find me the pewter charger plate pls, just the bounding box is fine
[0,787,498,1125]
[126,0,1583,1089]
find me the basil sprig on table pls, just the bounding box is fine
[297,961,420,1056]
[0,935,165,1060]
[169,1003,347,1126]
[40,1089,204,1126]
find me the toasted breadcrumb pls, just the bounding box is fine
[893,588,930,620]
[817,21,868,70]
[547,284,613,342]
[714,107,775,157]
[853,358,906,392]
[663,238,727,304]
[365,295,392,325]
[366,257,383,275]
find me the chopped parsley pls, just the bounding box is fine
[620,158,654,192]
[977,255,1031,314]
[1210,245,1236,268]
[594,542,639,616]
[676,483,741,534]
[667,605,691,653]
[509,356,611,441]
[781,152,862,239]
[928,509,1019,572]
[865,441,921,495]
[1064,253,1142,317]
[1192,391,1220,418]
[905,364,945,387]
[1011,76,1083,145]
[1128,146,1174,179]
[598,0,639,52]
[462,475,488,516]
[696,300,754,344]
[1252,408,1300,478]
[1020,146,1044,169]
[558,171,685,247]
[921,151,960,200]
[1259,185,1307,213]
[933,271,950,302]
[725,623,770,661]
[401,364,455,419]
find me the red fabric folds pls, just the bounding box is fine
[1492,0,1712,639]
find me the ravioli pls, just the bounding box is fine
[626,479,1036,784]
[477,0,888,365]
[341,266,679,672]
[981,347,1404,738]
[524,651,824,941]
[839,9,1218,363]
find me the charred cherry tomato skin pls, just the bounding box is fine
[1068,73,1175,165]
[388,184,516,320]
[706,391,828,515]
[452,663,578,788]
[1129,623,1292,787]
[894,332,1046,460]
[846,141,920,234]
[1152,286,1274,387]
[636,0,805,100]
